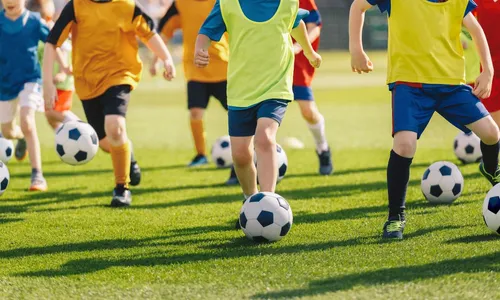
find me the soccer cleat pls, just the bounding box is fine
[382,217,406,239]
[15,138,27,161]
[225,166,239,185]
[317,148,334,175]
[129,161,141,186]
[479,162,500,186]
[188,154,209,167]
[111,187,132,207]
[29,177,47,192]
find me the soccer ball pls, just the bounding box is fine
[0,136,13,163]
[55,121,99,165]
[482,184,500,235]
[453,132,482,164]
[211,136,232,168]
[254,144,288,182]
[239,192,293,242]
[0,161,10,196]
[421,161,464,204]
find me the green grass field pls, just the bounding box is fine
[1,52,500,299]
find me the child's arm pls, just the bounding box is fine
[151,3,182,76]
[463,12,494,99]
[293,5,322,54]
[42,43,58,111]
[195,0,226,68]
[291,21,321,68]
[194,34,212,68]
[349,0,374,74]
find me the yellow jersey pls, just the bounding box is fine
[158,0,228,83]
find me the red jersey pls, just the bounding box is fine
[294,0,321,87]
[475,0,500,77]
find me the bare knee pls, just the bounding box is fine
[254,132,275,153]
[232,147,253,166]
[189,108,204,121]
[104,116,127,144]
[393,131,417,158]
[471,117,500,145]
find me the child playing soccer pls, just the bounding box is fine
[43,0,176,207]
[151,0,229,168]
[350,0,499,239]
[0,0,50,191]
[475,0,500,126]
[195,0,321,209]
[293,0,333,175]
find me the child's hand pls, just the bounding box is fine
[473,71,493,99]
[194,49,210,68]
[60,65,73,76]
[54,72,67,84]
[305,51,322,68]
[43,84,57,112]
[163,59,176,81]
[351,50,374,74]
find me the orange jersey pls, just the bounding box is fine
[158,0,228,83]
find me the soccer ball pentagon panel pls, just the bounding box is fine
[239,192,293,242]
[254,144,288,182]
[421,161,463,204]
[0,161,10,196]
[453,132,482,164]
[211,135,232,168]
[0,136,13,163]
[55,121,99,165]
[483,184,500,235]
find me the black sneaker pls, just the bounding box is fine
[479,162,500,186]
[188,154,209,167]
[317,148,334,175]
[130,161,141,186]
[15,138,27,161]
[382,216,406,239]
[111,187,132,207]
[225,166,239,185]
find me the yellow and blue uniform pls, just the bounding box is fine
[200,0,309,136]
[369,0,488,138]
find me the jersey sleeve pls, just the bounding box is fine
[464,0,477,17]
[366,0,391,14]
[199,0,227,42]
[46,0,75,47]
[39,18,50,42]
[293,8,310,29]
[158,2,182,39]
[133,3,156,42]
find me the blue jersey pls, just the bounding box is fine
[199,0,309,42]
[0,10,49,101]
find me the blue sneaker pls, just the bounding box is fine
[188,154,209,167]
[479,162,500,186]
[317,148,334,175]
[382,217,406,239]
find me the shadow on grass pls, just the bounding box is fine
[252,250,500,299]
[446,233,500,244]
[0,217,23,225]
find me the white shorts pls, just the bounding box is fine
[0,83,44,124]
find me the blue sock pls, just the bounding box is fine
[387,150,413,221]
[480,141,499,175]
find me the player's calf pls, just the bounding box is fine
[469,116,500,185]
[254,118,279,192]
[231,136,258,197]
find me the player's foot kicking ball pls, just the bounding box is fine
[29,174,47,192]
[382,216,406,239]
[111,186,132,207]
[317,148,333,175]
[188,154,209,167]
[130,161,141,186]
[225,166,239,185]
[479,162,500,186]
[15,138,27,161]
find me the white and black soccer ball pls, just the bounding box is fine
[421,161,464,204]
[482,184,500,235]
[239,192,293,242]
[0,161,10,196]
[55,121,99,165]
[0,136,13,163]
[254,144,288,182]
[211,135,232,168]
[454,132,482,164]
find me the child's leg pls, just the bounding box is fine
[0,100,26,161]
[230,136,258,197]
[468,116,500,176]
[187,82,211,166]
[297,100,328,152]
[254,118,280,192]
[20,107,42,171]
[105,115,131,189]
[189,108,206,156]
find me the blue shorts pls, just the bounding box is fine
[392,83,489,139]
[228,100,289,137]
[293,85,314,101]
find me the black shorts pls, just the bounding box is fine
[187,81,228,110]
[81,85,131,140]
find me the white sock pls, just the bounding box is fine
[307,114,329,153]
[63,111,79,123]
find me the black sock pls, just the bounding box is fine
[387,150,413,221]
[115,184,127,192]
[481,141,500,174]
